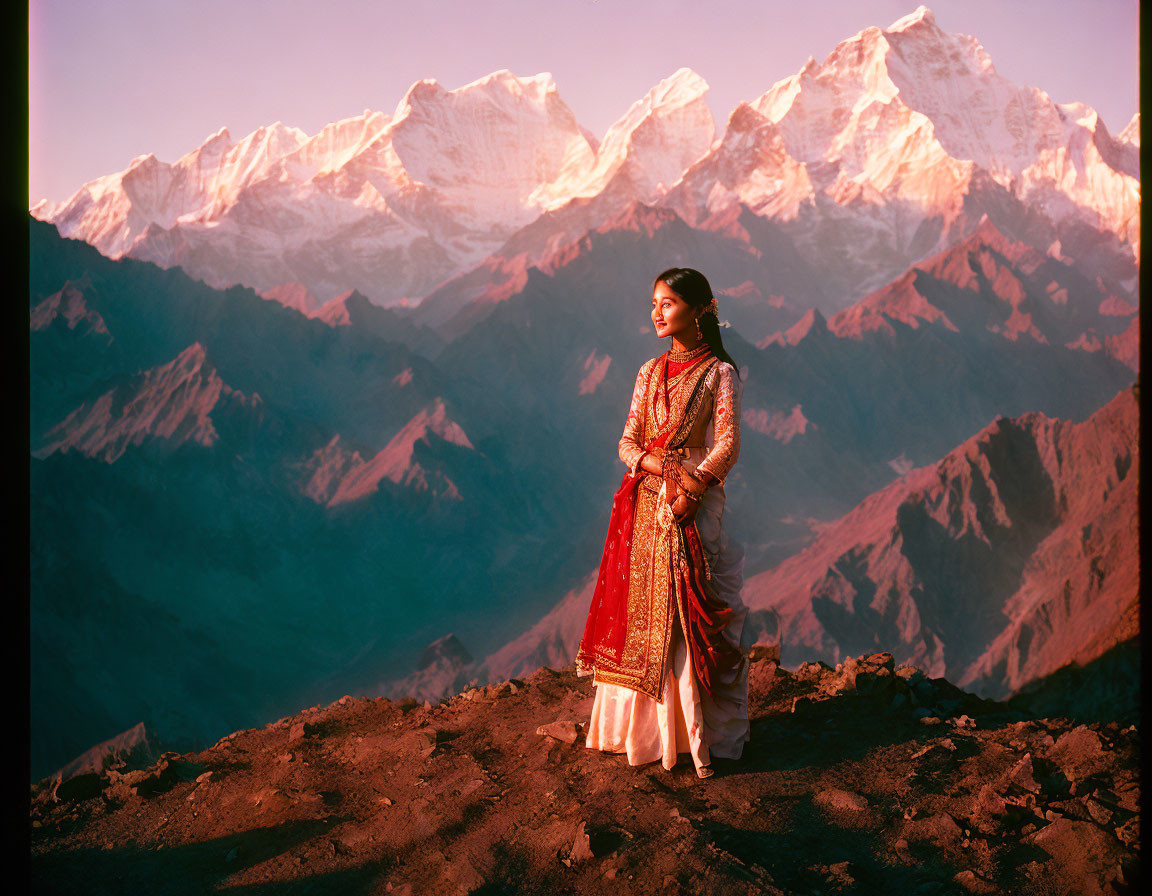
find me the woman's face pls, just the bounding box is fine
[651,281,699,341]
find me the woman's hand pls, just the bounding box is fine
[638,448,665,477]
[672,492,700,524]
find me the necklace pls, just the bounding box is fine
[668,342,709,362]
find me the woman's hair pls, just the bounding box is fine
[652,267,740,377]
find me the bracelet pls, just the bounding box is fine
[678,468,707,497]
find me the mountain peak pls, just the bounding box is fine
[886,5,936,33]
[327,398,473,505]
[595,200,682,237]
[1118,112,1140,147]
[36,342,241,463]
[472,68,557,93]
[398,70,561,117]
[784,307,828,344]
[416,633,474,672]
[204,126,232,147]
[649,67,709,106]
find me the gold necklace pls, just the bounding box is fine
[668,342,709,362]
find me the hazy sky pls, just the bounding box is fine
[29,0,1139,205]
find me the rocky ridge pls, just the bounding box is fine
[31,651,1139,895]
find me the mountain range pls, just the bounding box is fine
[28,5,1139,784]
[34,7,1138,319]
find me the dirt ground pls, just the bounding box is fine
[30,652,1140,895]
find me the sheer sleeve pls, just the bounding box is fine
[618,361,651,473]
[694,363,741,485]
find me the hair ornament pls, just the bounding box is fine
[703,295,730,327]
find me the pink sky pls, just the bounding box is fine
[29,0,1139,205]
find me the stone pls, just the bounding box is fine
[953,869,998,894]
[814,788,868,813]
[1029,817,1122,896]
[445,852,483,891]
[1115,818,1138,847]
[972,784,1007,822]
[415,729,438,758]
[1008,754,1041,793]
[911,738,956,760]
[903,813,964,848]
[132,759,180,797]
[569,822,594,863]
[536,720,583,745]
[1048,725,1110,781]
[195,771,214,784]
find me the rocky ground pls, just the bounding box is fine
[30,652,1140,895]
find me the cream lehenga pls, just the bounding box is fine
[576,342,750,776]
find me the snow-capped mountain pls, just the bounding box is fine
[667,6,1139,300]
[33,69,710,305]
[537,67,715,208]
[35,7,1138,314]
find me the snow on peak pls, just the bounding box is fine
[648,67,709,108]
[724,0,1139,253]
[886,5,936,33]
[1119,113,1140,147]
[387,68,594,225]
[394,69,560,120]
[203,126,233,147]
[541,67,714,207]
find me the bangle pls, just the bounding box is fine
[679,468,707,497]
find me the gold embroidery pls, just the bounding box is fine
[695,363,742,484]
[592,356,721,701]
[619,359,656,472]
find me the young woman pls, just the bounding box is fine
[577,267,750,779]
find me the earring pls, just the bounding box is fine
[695,316,702,339]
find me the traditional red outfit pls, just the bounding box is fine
[577,345,750,773]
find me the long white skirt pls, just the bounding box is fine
[584,476,750,771]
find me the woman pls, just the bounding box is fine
[577,267,750,779]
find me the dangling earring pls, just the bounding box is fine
[695,315,702,340]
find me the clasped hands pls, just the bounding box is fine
[639,447,711,524]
